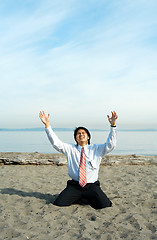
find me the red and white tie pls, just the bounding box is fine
[79,147,87,187]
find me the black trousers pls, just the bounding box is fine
[54,180,112,209]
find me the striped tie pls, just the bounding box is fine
[79,147,87,187]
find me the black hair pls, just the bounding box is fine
[74,126,91,145]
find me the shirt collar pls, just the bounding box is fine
[77,144,89,152]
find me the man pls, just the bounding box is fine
[39,110,118,209]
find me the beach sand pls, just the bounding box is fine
[0,159,157,239]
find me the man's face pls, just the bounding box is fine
[75,129,89,146]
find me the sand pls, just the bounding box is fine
[0,159,157,239]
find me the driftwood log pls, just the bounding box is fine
[0,152,157,166]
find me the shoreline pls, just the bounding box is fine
[0,152,157,166]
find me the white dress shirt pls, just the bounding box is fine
[45,126,117,183]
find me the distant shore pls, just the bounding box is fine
[0,128,157,131]
[0,152,157,165]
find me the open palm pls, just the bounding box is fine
[39,111,50,127]
[107,111,118,126]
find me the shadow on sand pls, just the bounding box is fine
[0,188,58,204]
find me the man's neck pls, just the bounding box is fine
[78,142,88,147]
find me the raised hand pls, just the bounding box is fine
[107,111,118,127]
[39,111,50,128]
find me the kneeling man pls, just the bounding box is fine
[39,110,118,209]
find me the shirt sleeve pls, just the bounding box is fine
[45,126,71,155]
[95,127,117,157]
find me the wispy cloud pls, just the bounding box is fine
[0,0,157,128]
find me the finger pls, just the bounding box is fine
[112,111,116,117]
[107,115,111,123]
[39,111,43,117]
[114,111,118,118]
[114,112,118,119]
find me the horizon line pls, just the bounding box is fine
[0,127,157,132]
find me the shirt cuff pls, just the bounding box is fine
[45,126,52,132]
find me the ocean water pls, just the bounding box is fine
[0,129,157,156]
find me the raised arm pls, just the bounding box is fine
[95,111,118,156]
[107,111,118,127]
[39,110,71,155]
[39,111,50,128]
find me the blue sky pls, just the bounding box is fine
[0,0,157,129]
